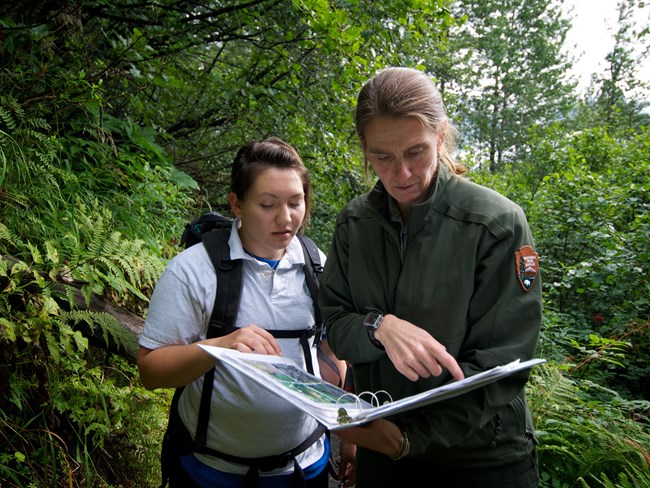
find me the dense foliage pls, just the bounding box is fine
[1,1,648,487]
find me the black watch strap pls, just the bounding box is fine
[364,312,385,349]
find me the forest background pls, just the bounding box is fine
[0,0,648,487]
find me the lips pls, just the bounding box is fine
[395,183,416,192]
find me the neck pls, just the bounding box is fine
[238,232,285,261]
[243,247,284,261]
[244,248,283,271]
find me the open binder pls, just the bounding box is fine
[198,344,545,431]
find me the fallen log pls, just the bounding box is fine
[59,281,144,362]
[2,254,144,362]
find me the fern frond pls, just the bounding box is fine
[87,219,111,257]
[81,283,95,308]
[531,364,650,487]
[62,309,139,358]
[0,105,17,131]
[0,95,57,194]
[0,95,24,120]
[0,222,11,243]
[28,117,51,131]
[0,187,30,211]
[0,222,25,254]
[64,282,78,310]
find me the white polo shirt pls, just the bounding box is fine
[139,220,327,475]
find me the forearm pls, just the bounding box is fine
[136,343,217,389]
[137,324,284,389]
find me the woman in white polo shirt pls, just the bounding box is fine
[137,137,354,488]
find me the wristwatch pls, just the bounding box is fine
[364,312,385,349]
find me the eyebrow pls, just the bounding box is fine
[368,143,428,153]
[257,192,304,199]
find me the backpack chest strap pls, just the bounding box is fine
[196,422,327,472]
[206,322,321,375]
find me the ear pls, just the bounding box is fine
[228,192,242,218]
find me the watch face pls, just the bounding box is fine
[365,312,385,348]
[365,312,383,329]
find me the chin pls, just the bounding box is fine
[272,234,293,245]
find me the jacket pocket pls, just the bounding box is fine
[493,392,531,447]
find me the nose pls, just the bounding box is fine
[393,158,411,179]
[275,204,291,224]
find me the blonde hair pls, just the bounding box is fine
[355,67,466,176]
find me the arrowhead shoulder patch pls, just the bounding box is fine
[515,245,539,292]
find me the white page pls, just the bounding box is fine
[198,345,545,431]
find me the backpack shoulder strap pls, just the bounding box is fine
[297,235,322,333]
[202,228,243,338]
[297,235,323,274]
[194,227,243,450]
[299,235,349,389]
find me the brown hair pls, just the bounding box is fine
[230,137,311,232]
[355,67,466,176]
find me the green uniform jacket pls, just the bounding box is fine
[319,163,542,469]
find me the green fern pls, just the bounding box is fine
[0,222,26,258]
[0,222,12,244]
[583,471,639,488]
[35,201,165,308]
[0,95,60,228]
[530,364,650,488]
[0,103,17,131]
[62,308,139,359]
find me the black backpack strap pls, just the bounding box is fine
[193,422,325,471]
[297,235,323,339]
[204,228,243,338]
[159,386,192,488]
[299,236,349,390]
[297,235,323,376]
[163,394,326,487]
[297,235,324,273]
[195,228,243,450]
[159,228,239,487]
[242,423,326,487]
